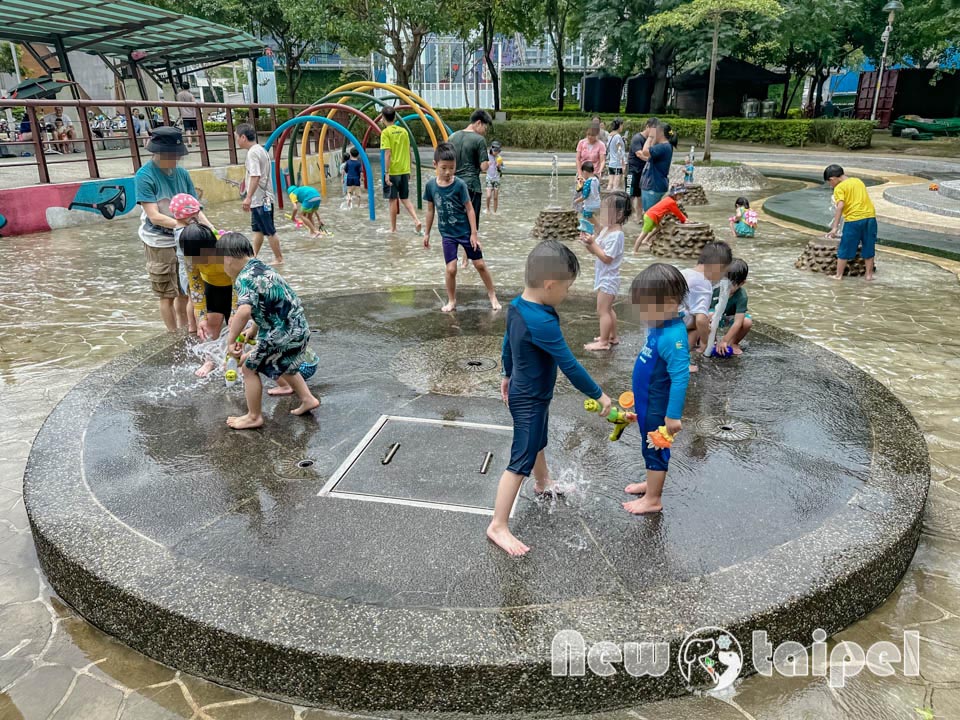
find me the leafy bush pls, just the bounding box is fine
[713,119,811,146]
[828,120,874,149]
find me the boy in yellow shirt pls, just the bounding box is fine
[379,106,422,234]
[824,164,876,281]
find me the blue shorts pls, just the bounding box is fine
[507,397,549,477]
[640,412,671,472]
[301,197,321,212]
[442,236,482,265]
[838,217,877,260]
[641,189,665,213]
[251,205,277,236]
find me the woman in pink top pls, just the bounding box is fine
[576,124,606,179]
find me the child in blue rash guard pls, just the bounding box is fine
[487,240,612,556]
[623,263,691,515]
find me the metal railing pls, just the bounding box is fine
[0,98,325,185]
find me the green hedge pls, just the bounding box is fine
[205,115,872,150]
[413,118,873,150]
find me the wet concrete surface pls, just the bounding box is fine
[2,173,960,718]
[73,291,877,607]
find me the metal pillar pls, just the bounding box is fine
[52,36,81,101]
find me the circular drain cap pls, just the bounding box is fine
[693,416,758,441]
[455,357,498,372]
[274,452,336,480]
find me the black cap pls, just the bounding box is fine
[146,126,188,156]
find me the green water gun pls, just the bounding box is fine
[584,392,638,441]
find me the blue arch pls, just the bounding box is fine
[264,116,376,221]
[401,113,453,136]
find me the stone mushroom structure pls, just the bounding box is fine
[530,206,581,243]
[679,184,708,205]
[795,239,867,276]
[650,219,718,259]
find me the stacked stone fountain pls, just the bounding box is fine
[679,184,708,205]
[650,218,717,259]
[795,239,867,276]
[530,207,581,243]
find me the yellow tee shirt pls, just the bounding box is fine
[380,124,411,175]
[833,177,875,222]
[185,258,235,318]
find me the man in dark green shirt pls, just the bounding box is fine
[449,109,493,229]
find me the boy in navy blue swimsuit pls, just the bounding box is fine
[487,240,612,556]
[623,263,691,515]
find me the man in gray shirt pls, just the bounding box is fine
[236,123,283,264]
[449,109,492,229]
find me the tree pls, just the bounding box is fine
[144,0,346,104]
[542,0,580,110]
[0,43,26,79]
[336,0,453,90]
[860,0,960,70]
[579,0,680,113]
[452,0,535,111]
[643,0,782,160]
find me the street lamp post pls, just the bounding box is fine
[870,0,904,123]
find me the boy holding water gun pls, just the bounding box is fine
[487,240,612,556]
[218,232,320,429]
[623,263,691,515]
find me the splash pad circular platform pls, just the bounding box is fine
[24,290,928,714]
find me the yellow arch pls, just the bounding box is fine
[301,82,448,199]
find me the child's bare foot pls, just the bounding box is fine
[533,477,554,494]
[623,497,663,514]
[584,340,612,351]
[689,364,699,373]
[415,222,423,236]
[486,524,530,556]
[441,301,456,312]
[831,274,842,281]
[731,344,744,356]
[194,360,215,378]
[226,413,264,430]
[595,336,620,345]
[267,385,294,396]
[291,396,321,415]
[273,257,285,265]
[624,481,647,495]
[489,294,502,311]
[865,274,875,281]
[311,232,322,239]
[535,483,566,500]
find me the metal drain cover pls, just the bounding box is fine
[693,416,758,441]
[318,415,515,515]
[455,356,498,372]
[274,452,337,480]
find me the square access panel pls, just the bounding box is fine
[318,415,516,516]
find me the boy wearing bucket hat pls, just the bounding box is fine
[135,126,212,332]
